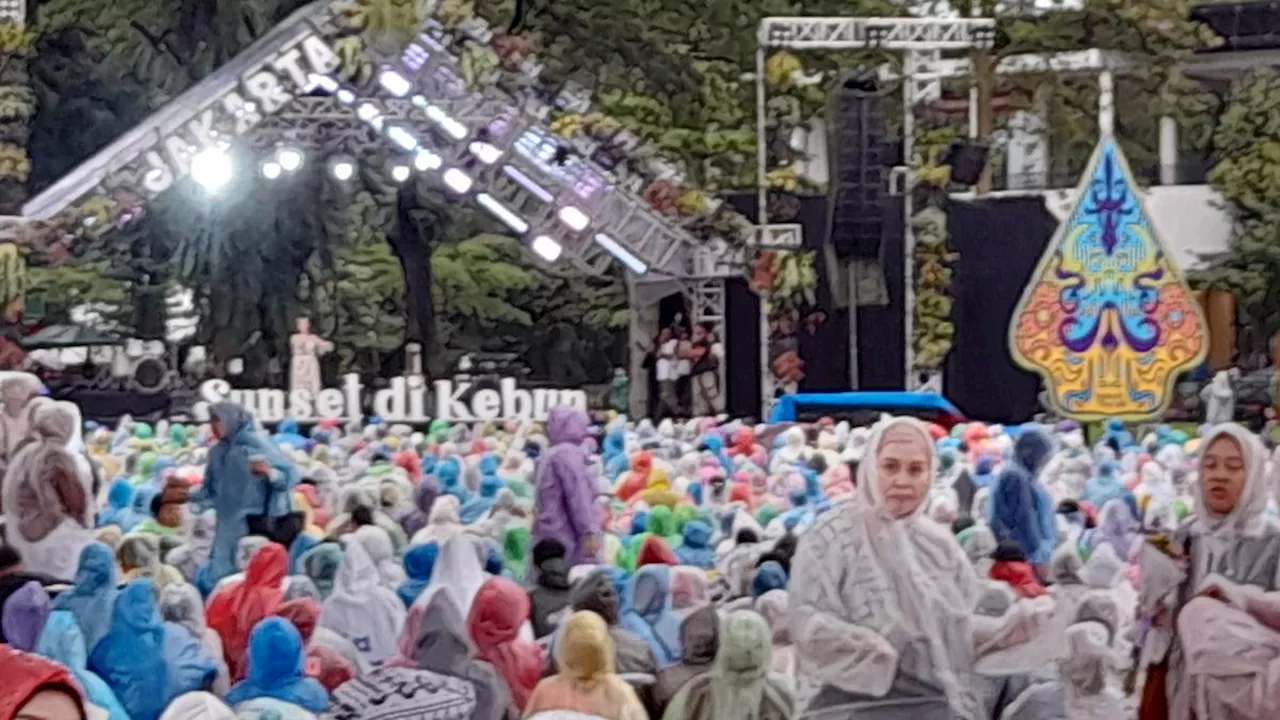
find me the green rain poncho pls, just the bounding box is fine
[647,506,682,548]
[503,526,530,578]
[673,504,697,533]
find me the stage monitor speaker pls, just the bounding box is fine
[826,72,890,260]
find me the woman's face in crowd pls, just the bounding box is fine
[874,424,931,518]
[1201,434,1247,516]
[18,689,83,720]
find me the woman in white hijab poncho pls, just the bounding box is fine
[2,401,94,580]
[319,538,406,667]
[790,416,1052,720]
[413,534,486,618]
[351,525,406,589]
[1140,422,1280,720]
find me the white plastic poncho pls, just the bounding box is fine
[789,417,984,719]
[319,538,406,667]
[413,534,486,619]
[352,525,407,589]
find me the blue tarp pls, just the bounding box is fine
[768,391,963,424]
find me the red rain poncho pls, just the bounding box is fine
[207,542,287,680]
[467,577,544,710]
[614,452,652,502]
[636,535,679,568]
[0,645,86,720]
[988,560,1047,599]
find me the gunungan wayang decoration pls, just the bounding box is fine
[1009,138,1207,421]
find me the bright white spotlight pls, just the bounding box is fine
[261,161,283,179]
[331,160,355,181]
[502,166,553,202]
[191,147,234,193]
[468,141,501,164]
[442,168,472,193]
[414,149,442,171]
[595,232,648,274]
[424,106,467,139]
[531,235,562,262]
[356,103,381,122]
[411,94,428,108]
[387,126,418,151]
[378,69,412,96]
[557,205,590,232]
[476,193,529,233]
[277,148,303,172]
[391,165,411,183]
[336,89,356,104]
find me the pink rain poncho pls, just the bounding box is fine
[467,577,545,711]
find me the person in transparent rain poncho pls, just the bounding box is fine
[1138,422,1280,720]
[789,416,1057,720]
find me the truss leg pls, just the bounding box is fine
[627,275,659,419]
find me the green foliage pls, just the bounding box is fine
[1195,70,1280,348]
[26,259,128,324]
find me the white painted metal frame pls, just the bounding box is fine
[756,16,994,403]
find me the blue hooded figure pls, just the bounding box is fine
[1100,418,1134,450]
[397,543,439,607]
[619,565,683,667]
[629,511,649,537]
[1084,459,1127,510]
[435,456,469,503]
[752,560,788,597]
[274,418,308,450]
[421,453,438,476]
[602,426,626,467]
[51,543,119,655]
[97,479,137,530]
[700,434,732,475]
[225,617,328,712]
[972,457,996,489]
[674,520,715,569]
[288,534,320,576]
[191,402,299,584]
[800,466,824,505]
[482,539,507,577]
[459,456,504,524]
[90,580,217,720]
[36,611,130,720]
[131,485,159,522]
[779,489,816,531]
[148,456,176,486]
[989,429,1057,567]
[606,449,631,480]
[687,482,704,506]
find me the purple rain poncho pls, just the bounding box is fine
[529,406,599,579]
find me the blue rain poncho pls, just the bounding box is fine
[287,534,319,576]
[225,617,328,713]
[36,610,131,720]
[397,543,439,607]
[751,560,788,598]
[97,479,138,530]
[273,418,308,450]
[436,457,469,503]
[989,429,1057,566]
[52,542,118,654]
[459,472,504,525]
[90,580,218,720]
[619,564,683,667]
[191,402,299,583]
[700,434,732,475]
[674,520,715,569]
[1083,460,1128,510]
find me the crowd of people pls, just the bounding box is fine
[0,368,1277,719]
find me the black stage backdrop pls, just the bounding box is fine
[723,194,849,420]
[855,201,905,390]
[945,196,1058,422]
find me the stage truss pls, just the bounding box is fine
[756,16,996,402]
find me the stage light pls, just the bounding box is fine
[336,89,356,104]
[414,148,442,171]
[424,105,467,140]
[469,141,501,164]
[357,103,381,122]
[442,168,472,193]
[378,69,412,97]
[261,161,283,179]
[191,147,234,193]
[391,164,411,183]
[387,126,418,151]
[557,205,590,232]
[330,159,355,181]
[532,235,563,262]
[476,193,529,233]
[277,148,303,172]
[411,95,428,108]
[595,232,648,274]
[502,166,554,202]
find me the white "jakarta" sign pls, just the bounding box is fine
[194,374,588,424]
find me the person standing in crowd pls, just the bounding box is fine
[1139,422,1280,720]
[687,323,722,418]
[2,402,94,581]
[192,402,299,584]
[530,406,600,578]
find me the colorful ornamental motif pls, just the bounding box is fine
[1009,139,1207,421]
